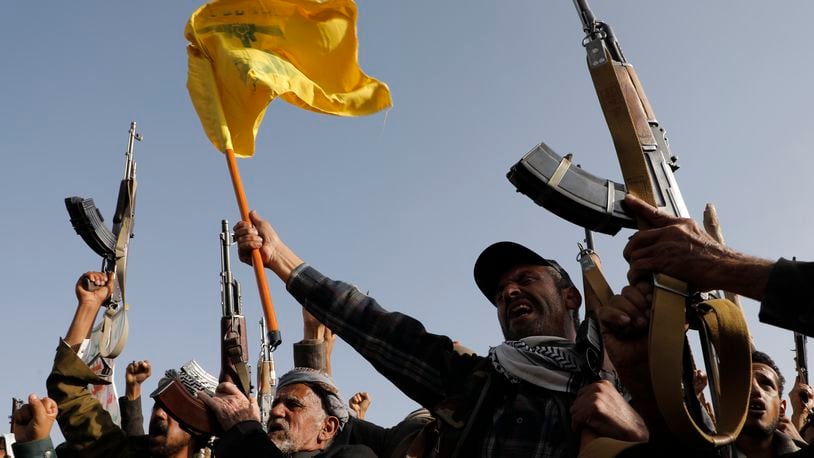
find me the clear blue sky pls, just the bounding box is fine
[2,0,813,439]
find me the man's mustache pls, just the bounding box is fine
[149,419,168,436]
[268,419,289,433]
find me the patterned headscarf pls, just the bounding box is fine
[278,367,349,428]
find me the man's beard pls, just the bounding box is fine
[148,419,188,457]
[268,420,295,453]
[741,417,778,439]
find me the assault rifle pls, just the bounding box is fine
[9,398,22,434]
[795,332,809,401]
[153,220,252,436]
[507,0,751,449]
[258,317,277,431]
[65,121,142,359]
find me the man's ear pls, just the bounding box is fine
[562,285,582,311]
[319,416,340,442]
[780,399,787,417]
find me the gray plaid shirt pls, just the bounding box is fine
[287,264,578,457]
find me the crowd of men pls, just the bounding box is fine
[4,194,814,457]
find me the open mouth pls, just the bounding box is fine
[508,301,534,320]
[748,399,766,414]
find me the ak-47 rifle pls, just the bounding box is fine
[9,398,22,434]
[795,332,809,397]
[153,220,253,436]
[258,317,277,431]
[3,398,23,456]
[792,331,814,432]
[65,121,142,360]
[507,0,752,449]
[792,330,814,434]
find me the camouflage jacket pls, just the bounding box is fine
[46,339,150,457]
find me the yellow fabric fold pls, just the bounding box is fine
[185,0,392,157]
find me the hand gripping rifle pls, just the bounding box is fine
[793,330,814,433]
[65,121,142,359]
[507,1,752,449]
[153,220,253,436]
[9,398,22,434]
[258,317,277,431]
[795,332,809,396]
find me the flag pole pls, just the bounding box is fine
[225,147,282,348]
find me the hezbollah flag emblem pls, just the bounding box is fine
[185,0,392,157]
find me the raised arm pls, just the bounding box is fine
[47,272,130,456]
[233,211,468,408]
[64,272,114,350]
[120,360,151,436]
[11,393,59,457]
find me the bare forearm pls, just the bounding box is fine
[712,251,773,300]
[125,384,141,401]
[268,244,304,283]
[64,303,101,350]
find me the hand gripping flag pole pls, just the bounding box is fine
[224,147,282,348]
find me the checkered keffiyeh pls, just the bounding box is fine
[489,337,587,394]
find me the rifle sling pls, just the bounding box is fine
[590,43,751,448]
[579,251,614,309]
[100,178,136,359]
[649,278,751,448]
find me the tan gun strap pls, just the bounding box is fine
[649,279,751,449]
[100,178,136,358]
[99,304,129,359]
[579,251,614,309]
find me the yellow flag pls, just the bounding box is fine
[185,0,392,157]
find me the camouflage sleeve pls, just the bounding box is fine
[45,339,132,457]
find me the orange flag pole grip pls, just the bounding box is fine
[225,148,282,348]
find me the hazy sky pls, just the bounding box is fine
[2,0,813,441]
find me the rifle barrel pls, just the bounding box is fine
[572,0,597,34]
[796,332,809,385]
[220,220,235,315]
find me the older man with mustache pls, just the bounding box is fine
[202,368,375,458]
